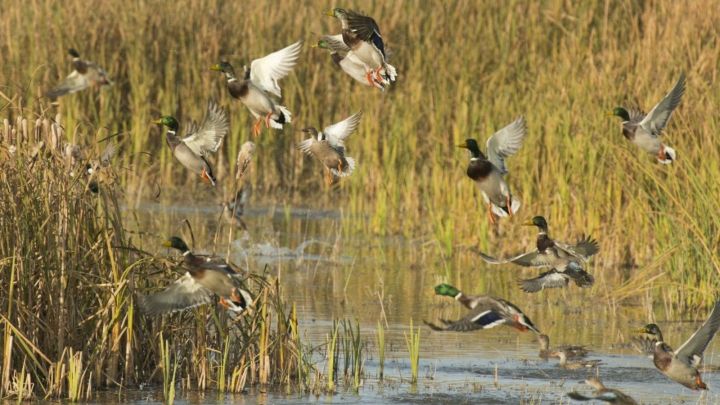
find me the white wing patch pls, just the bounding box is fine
[323,112,362,148]
[250,41,303,98]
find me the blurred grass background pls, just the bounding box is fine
[1,0,719,310]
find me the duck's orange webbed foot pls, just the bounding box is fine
[487,204,497,225]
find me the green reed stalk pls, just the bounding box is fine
[404,319,420,384]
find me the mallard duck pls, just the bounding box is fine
[210,41,301,137]
[478,216,599,292]
[634,301,720,390]
[235,141,256,181]
[425,283,541,334]
[610,73,685,164]
[313,35,386,90]
[327,8,397,85]
[567,377,638,404]
[538,334,588,360]
[298,112,361,184]
[85,141,120,193]
[154,101,229,186]
[457,117,526,224]
[47,48,112,100]
[138,237,252,315]
[222,184,251,230]
[557,351,602,370]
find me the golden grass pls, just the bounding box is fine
[2,1,717,307]
[1,0,720,398]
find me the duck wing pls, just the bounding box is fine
[250,41,302,98]
[675,300,720,367]
[323,112,363,149]
[519,270,569,293]
[181,101,229,157]
[555,235,599,261]
[477,250,550,267]
[485,116,526,175]
[138,273,213,315]
[638,73,685,137]
[345,10,385,56]
[47,70,90,99]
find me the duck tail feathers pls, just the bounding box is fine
[490,197,521,218]
[658,144,676,164]
[271,105,292,129]
[331,156,355,177]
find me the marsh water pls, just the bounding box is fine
[116,201,720,404]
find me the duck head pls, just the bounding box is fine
[523,216,549,233]
[162,236,190,253]
[457,139,484,159]
[434,283,460,298]
[154,116,179,132]
[609,107,630,121]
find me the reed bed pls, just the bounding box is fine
[2,0,718,309]
[0,118,316,399]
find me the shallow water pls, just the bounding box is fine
[119,202,720,404]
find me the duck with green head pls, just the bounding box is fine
[210,41,301,137]
[298,112,362,184]
[609,73,685,164]
[154,101,228,186]
[327,8,397,85]
[137,237,252,315]
[478,216,599,292]
[313,35,387,90]
[458,117,526,224]
[634,300,720,390]
[47,48,112,100]
[426,283,541,334]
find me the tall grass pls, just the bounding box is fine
[2,0,718,307]
[404,319,420,384]
[0,117,316,398]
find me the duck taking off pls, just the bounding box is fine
[211,41,302,137]
[610,73,685,164]
[478,216,599,292]
[635,300,720,390]
[47,48,112,100]
[154,101,229,186]
[313,35,387,90]
[138,237,252,315]
[425,284,541,334]
[327,8,397,86]
[457,117,527,224]
[298,112,362,184]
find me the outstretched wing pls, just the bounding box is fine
[345,10,385,56]
[47,71,90,99]
[250,41,302,98]
[485,117,527,174]
[320,34,351,53]
[477,250,550,267]
[137,273,212,315]
[555,235,599,261]
[639,73,685,137]
[519,270,569,293]
[429,308,508,332]
[323,112,362,149]
[675,300,720,367]
[181,101,229,156]
[297,138,317,156]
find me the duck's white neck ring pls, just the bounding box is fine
[182,250,191,256]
